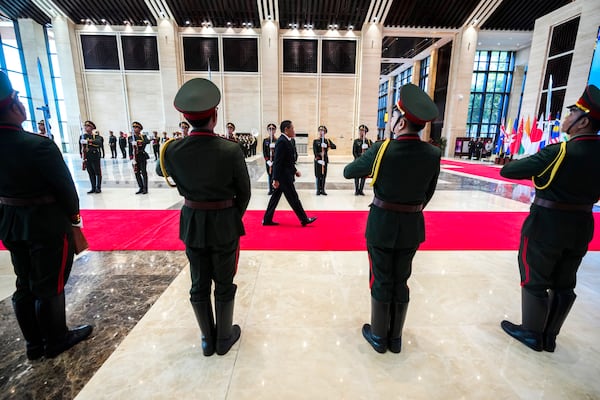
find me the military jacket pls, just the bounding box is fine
[83,132,102,160]
[313,138,337,163]
[157,132,251,247]
[352,138,373,159]
[263,137,277,161]
[501,134,600,246]
[0,125,79,241]
[344,135,441,247]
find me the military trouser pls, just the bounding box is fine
[366,242,418,303]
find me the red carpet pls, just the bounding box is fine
[441,159,533,187]
[4,209,598,252]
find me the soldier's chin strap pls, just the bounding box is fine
[158,138,177,188]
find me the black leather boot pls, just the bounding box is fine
[320,177,327,195]
[501,289,548,352]
[362,297,390,353]
[96,176,102,193]
[35,293,93,358]
[191,300,216,356]
[388,302,408,353]
[215,298,241,355]
[543,290,576,352]
[12,296,44,360]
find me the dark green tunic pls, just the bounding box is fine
[500,134,600,294]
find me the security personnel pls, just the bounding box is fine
[343,83,440,353]
[226,122,237,142]
[263,123,277,195]
[81,121,102,193]
[500,84,600,352]
[352,124,373,195]
[156,78,250,356]
[108,130,117,158]
[0,71,92,359]
[130,121,150,194]
[312,125,337,195]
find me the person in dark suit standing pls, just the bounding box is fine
[81,121,102,193]
[118,131,127,158]
[352,124,373,195]
[262,120,317,227]
[130,121,150,194]
[262,123,278,195]
[108,130,117,158]
[312,125,336,195]
[344,83,440,354]
[157,78,251,356]
[500,84,600,352]
[0,71,92,360]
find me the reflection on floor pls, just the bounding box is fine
[0,154,599,400]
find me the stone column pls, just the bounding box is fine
[157,19,180,132]
[260,20,279,136]
[358,22,382,134]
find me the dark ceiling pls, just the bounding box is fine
[1,0,573,76]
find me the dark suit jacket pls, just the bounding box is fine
[157,133,251,248]
[272,135,297,186]
[501,134,600,247]
[344,135,441,248]
[0,125,79,241]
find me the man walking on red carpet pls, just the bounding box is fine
[499,84,600,352]
[344,83,440,354]
[157,78,251,356]
[262,120,317,227]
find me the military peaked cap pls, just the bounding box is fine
[179,121,190,128]
[84,120,96,129]
[132,121,143,129]
[568,84,600,121]
[227,122,235,130]
[174,78,221,121]
[358,124,369,132]
[396,83,438,125]
[318,125,327,133]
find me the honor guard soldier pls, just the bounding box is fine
[226,122,238,142]
[118,131,128,158]
[263,123,278,194]
[0,71,93,360]
[352,124,373,195]
[81,121,103,193]
[130,121,150,194]
[157,78,251,356]
[344,83,440,353]
[108,130,117,158]
[500,84,600,352]
[312,125,337,195]
[179,121,190,137]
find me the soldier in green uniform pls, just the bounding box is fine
[130,121,150,194]
[263,123,278,195]
[312,125,336,195]
[0,71,92,359]
[156,78,251,356]
[352,124,373,195]
[81,121,103,193]
[343,83,440,354]
[500,84,600,352]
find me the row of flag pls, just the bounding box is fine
[493,114,565,158]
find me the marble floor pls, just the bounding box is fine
[1,152,599,400]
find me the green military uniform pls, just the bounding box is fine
[82,124,103,193]
[351,124,373,195]
[344,83,440,354]
[157,78,251,356]
[500,84,600,352]
[131,122,150,194]
[0,71,92,359]
[313,125,336,195]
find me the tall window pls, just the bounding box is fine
[377,81,388,139]
[467,51,515,138]
[394,67,412,105]
[419,56,430,91]
[0,21,35,131]
[45,27,69,151]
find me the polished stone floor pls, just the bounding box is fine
[0,152,599,400]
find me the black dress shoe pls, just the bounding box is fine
[135,189,144,194]
[320,191,328,196]
[262,220,279,226]
[95,189,101,193]
[87,189,96,194]
[316,192,321,196]
[301,217,317,226]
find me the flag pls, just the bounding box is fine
[549,113,561,144]
[510,118,524,155]
[495,119,506,154]
[530,115,544,142]
[519,116,531,155]
[505,118,516,155]
[539,113,551,150]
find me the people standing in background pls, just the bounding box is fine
[81,122,102,194]
[108,131,117,158]
[179,121,190,137]
[118,131,127,159]
[157,78,251,356]
[152,131,160,160]
[226,122,237,142]
[499,84,600,353]
[263,120,317,227]
[352,124,373,196]
[0,71,93,360]
[98,130,105,158]
[130,121,150,194]
[343,83,441,354]
[263,123,277,195]
[161,131,169,144]
[312,125,336,195]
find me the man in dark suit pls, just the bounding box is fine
[0,71,92,360]
[262,120,317,227]
[500,84,600,352]
[157,78,251,356]
[344,83,440,354]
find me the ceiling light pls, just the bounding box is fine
[348,25,353,31]
[185,20,190,25]
[144,20,150,25]
[124,20,130,25]
[101,18,106,24]
[267,15,272,20]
